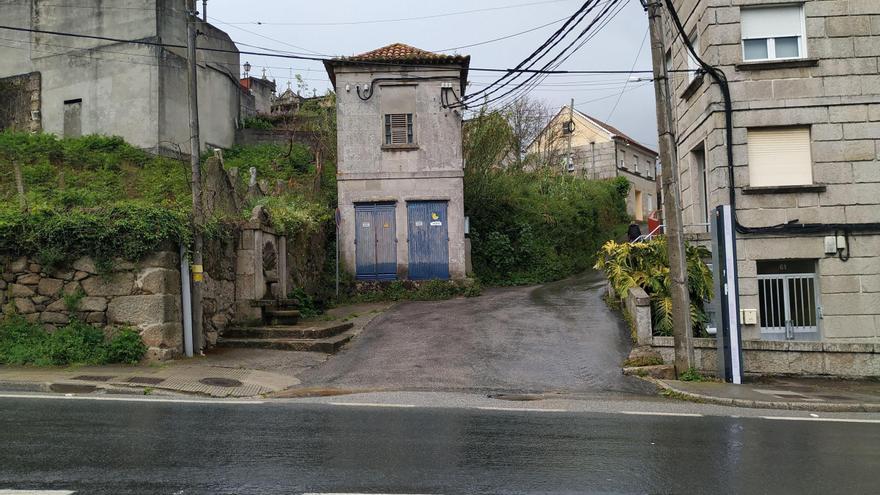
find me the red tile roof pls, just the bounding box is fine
[346,43,469,64]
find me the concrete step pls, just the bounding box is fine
[222,322,353,340]
[216,331,354,353]
[264,310,301,326]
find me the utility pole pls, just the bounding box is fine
[186,2,205,353]
[565,97,575,173]
[643,0,693,374]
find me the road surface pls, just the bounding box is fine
[1,393,878,494]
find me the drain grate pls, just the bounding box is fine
[199,377,243,388]
[73,375,114,382]
[126,376,165,385]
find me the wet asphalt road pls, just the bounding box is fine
[2,397,879,494]
[300,271,654,395]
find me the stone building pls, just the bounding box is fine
[324,43,469,280]
[660,0,879,373]
[529,107,660,221]
[0,0,242,155]
[240,75,276,117]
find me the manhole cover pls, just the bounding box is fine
[73,375,114,382]
[127,376,165,385]
[50,383,97,394]
[199,377,242,388]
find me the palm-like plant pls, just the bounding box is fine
[595,237,713,336]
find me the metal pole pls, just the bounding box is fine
[335,207,340,298]
[644,0,693,373]
[186,6,205,353]
[202,0,207,21]
[180,244,194,358]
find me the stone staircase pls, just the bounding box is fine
[216,299,355,353]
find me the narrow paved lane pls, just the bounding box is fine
[300,271,654,395]
[1,397,878,494]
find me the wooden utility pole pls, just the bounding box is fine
[644,0,693,373]
[565,98,574,173]
[186,3,205,352]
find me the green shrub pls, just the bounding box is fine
[242,117,274,130]
[0,317,146,366]
[594,237,713,337]
[345,279,482,303]
[678,367,706,382]
[106,328,148,364]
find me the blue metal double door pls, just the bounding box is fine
[407,201,450,280]
[354,203,397,280]
[355,201,450,280]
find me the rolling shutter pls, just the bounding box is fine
[747,127,812,187]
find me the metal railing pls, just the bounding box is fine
[631,224,664,243]
[758,273,819,339]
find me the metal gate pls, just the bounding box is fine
[407,201,450,280]
[354,203,397,280]
[758,272,819,339]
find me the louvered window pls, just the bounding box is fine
[384,113,413,145]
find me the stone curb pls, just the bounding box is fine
[646,377,880,413]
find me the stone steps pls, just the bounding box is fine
[216,330,354,353]
[264,309,301,326]
[221,322,353,340]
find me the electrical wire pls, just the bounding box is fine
[605,27,649,120]
[433,15,571,52]
[0,23,663,75]
[220,0,576,26]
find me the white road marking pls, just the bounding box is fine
[620,411,704,417]
[304,493,438,495]
[476,406,567,413]
[0,491,76,494]
[328,402,416,408]
[761,416,880,424]
[0,393,263,405]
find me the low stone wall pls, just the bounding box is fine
[625,286,652,345]
[1,252,183,361]
[652,337,880,378]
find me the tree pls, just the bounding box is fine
[504,96,551,169]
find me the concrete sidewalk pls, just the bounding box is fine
[0,302,391,398]
[654,376,880,412]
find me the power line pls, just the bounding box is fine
[0,24,662,75]
[220,0,576,26]
[433,15,570,52]
[605,27,649,121]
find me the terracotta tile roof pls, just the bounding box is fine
[345,43,468,64]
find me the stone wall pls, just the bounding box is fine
[652,336,880,378]
[0,72,41,132]
[663,0,880,341]
[1,252,183,361]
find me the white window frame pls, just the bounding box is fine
[687,31,700,82]
[740,4,807,62]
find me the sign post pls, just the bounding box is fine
[335,207,341,298]
[711,204,743,384]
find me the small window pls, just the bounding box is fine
[632,156,639,173]
[687,31,700,81]
[384,113,413,145]
[741,5,806,62]
[619,151,626,169]
[645,160,653,178]
[747,127,812,187]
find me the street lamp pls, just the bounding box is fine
[243,61,251,78]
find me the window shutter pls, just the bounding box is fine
[747,127,812,187]
[741,5,802,39]
[388,113,411,144]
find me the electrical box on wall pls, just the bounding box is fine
[740,308,757,325]
[824,236,837,254]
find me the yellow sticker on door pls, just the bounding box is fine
[383,222,390,228]
[431,212,440,220]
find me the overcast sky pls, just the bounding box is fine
[209,0,659,149]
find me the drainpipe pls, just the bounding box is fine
[202,0,207,21]
[589,141,596,179]
[180,244,194,357]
